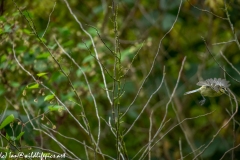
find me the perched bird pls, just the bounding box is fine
[184,78,230,105]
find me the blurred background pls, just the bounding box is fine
[1,0,240,159]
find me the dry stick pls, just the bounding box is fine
[56,39,106,159]
[83,141,89,160]
[186,0,228,20]
[132,119,171,160]
[42,124,114,160]
[178,145,205,160]
[139,57,186,160]
[85,24,116,57]
[62,0,112,108]
[212,40,235,46]
[166,82,197,158]
[13,44,105,158]
[0,132,21,152]
[44,129,68,154]
[21,100,78,159]
[224,0,240,51]
[225,109,240,126]
[42,1,56,38]
[148,111,153,160]
[54,38,101,145]
[12,0,95,145]
[226,76,237,160]
[81,37,117,82]
[220,51,240,75]
[123,41,145,77]
[193,89,238,160]
[220,143,240,160]
[120,0,183,119]
[123,66,166,137]
[12,44,87,133]
[139,111,215,160]
[57,0,107,154]
[202,37,240,83]
[179,138,183,160]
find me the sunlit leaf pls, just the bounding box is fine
[37,72,48,77]
[27,83,39,89]
[23,29,32,35]
[44,94,55,101]
[0,114,15,130]
[36,52,50,59]
[48,105,65,111]
[16,132,25,140]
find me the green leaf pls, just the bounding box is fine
[16,132,25,140]
[23,29,32,35]
[48,105,65,111]
[44,94,55,101]
[10,82,20,88]
[27,83,39,89]
[83,55,94,63]
[0,114,15,130]
[6,133,10,140]
[37,72,48,77]
[36,52,50,59]
[62,40,74,47]
[38,37,47,43]
[4,25,11,33]
[77,40,92,49]
[0,28,3,34]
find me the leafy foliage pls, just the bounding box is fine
[0,0,240,159]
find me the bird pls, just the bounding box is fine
[184,78,230,105]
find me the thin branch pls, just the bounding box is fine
[63,0,113,107]
[212,40,235,46]
[220,51,240,75]
[224,1,240,50]
[55,38,101,151]
[121,0,183,119]
[179,138,183,160]
[123,66,166,136]
[21,99,78,159]
[193,89,238,159]
[139,56,187,159]
[202,37,240,83]
[139,111,215,160]
[148,110,153,160]
[42,1,56,38]
[186,0,228,20]
[220,143,240,160]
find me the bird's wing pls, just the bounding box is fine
[196,78,230,92]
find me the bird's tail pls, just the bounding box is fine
[184,88,201,95]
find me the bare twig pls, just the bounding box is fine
[220,51,240,76]
[140,111,215,160]
[121,0,183,119]
[123,66,166,136]
[202,37,240,83]
[220,143,240,160]
[42,1,56,38]
[193,89,238,159]
[62,0,112,108]
[186,0,228,20]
